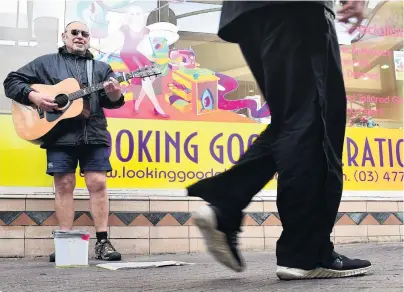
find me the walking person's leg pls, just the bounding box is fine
[188,125,277,271]
[189,3,324,272]
[188,3,371,278]
[275,6,370,280]
[187,9,278,273]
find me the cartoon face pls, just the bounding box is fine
[124,6,146,29]
[169,48,196,69]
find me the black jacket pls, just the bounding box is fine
[3,46,125,149]
[218,1,335,43]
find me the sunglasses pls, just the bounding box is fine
[69,29,90,38]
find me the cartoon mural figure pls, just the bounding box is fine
[164,47,270,119]
[166,47,221,115]
[93,6,179,118]
[118,6,170,118]
[84,2,271,124]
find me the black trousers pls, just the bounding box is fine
[188,3,347,270]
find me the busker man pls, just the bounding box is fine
[4,21,124,262]
[187,0,372,280]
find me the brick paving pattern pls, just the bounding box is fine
[0,242,402,292]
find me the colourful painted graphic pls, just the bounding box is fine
[78,3,270,124]
[0,0,402,196]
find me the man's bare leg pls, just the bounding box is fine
[84,171,108,232]
[84,171,121,261]
[54,173,76,230]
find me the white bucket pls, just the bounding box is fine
[53,230,90,267]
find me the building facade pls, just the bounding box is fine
[0,0,403,257]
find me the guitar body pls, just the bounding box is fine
[10,64,162,144]
[11,78,90,144]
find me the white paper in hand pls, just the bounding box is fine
[335,21,353,46]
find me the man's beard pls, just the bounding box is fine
[73,46,87,55]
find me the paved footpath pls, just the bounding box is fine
[0,243,402,292]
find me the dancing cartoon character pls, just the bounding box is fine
[98,6,169,118]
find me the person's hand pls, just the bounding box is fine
[337,1,366,34]
[103,77,122,101]
[104,77,121,94]
[28,91,58,112]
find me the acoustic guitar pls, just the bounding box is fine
[11,64,161,144]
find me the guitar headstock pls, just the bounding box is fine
[130,64,162,79]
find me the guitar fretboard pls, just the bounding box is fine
[67,65,160,101]
[68,82,105,101]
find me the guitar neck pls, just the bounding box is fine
[68,65,160,101]
[68,73,130,101]
[68,82,104,101]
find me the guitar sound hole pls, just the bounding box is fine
[55,94,69,108]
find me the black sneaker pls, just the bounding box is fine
[95,239,122,261]
[276,251,371,280]
[193,205,245,272]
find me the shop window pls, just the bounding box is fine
[169,1,221,34]
[0,0,64,113]
[342,1,403,129]
[0,0,402,129]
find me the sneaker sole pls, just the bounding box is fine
[193,206,244,272]
[276,265,372,280]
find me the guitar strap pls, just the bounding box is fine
[86,60,94,114]
[86,59,93,86]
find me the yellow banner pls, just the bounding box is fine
[0,115,403,191]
